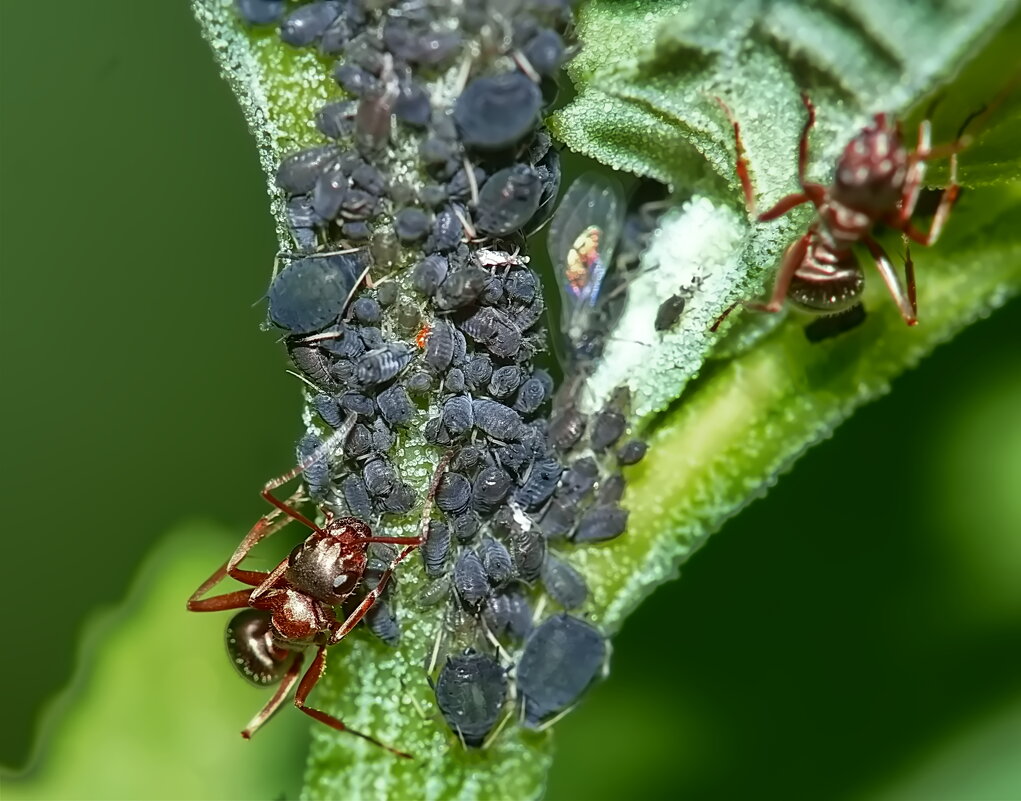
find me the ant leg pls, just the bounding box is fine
[745,234,812,313]
[260,412,358,530]
[293,645,413,758]
[900,152,960,247]
[187,584,255,612]
[905,239,917,316]
[796,93,816,184]
[864,236,917,325]
[241,651,304,739]
[713,97,756,215]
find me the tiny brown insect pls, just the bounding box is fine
[713,94,975,329]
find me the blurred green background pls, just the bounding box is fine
[1,2,1019,799]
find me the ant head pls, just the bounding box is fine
[832,114,908,214]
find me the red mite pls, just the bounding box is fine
[714,94,970,328]
[188,421,448,757]
[416,322,432,349]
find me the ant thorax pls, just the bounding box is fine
[831,115,909,214]
[285,535,368,604]
[257,588,326,643]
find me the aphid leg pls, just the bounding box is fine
[240,652,304,739]
[260,413,358,529]
[713,97,756,216]
[291,644,413,758]
[864,235,917,325]
[745,233,812,313]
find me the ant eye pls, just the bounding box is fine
[332,573,350,590]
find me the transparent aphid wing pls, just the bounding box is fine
[546,174,625,343]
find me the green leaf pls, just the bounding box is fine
[185,2,1021,800]
[2,524,307,801]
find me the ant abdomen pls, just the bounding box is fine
[788,264,864,313]
[225,609,294,687]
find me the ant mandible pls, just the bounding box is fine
[714,93,970,328]
[188,414,449,758]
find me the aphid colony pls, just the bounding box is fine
[189,0,650,754]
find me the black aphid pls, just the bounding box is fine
[424,319,455,372]
[382,481,416,514]
[598,473,626,506]
[540,497,576,539]
[453,549,491,609]
[394,208,431,243]
[616,439,647,465]
[343,220,371,241]
[493,441,529,476]
[436,472,472,514]
[444,367,466,394]
[278,2,342,47]
[435,268,488,311]
[275,145,339,195]
[472,398,523,441]
[462,354,494,392]
[560,457,598,500]
[395,81,431,126]
[453,73,543,151]
[313,394,344,429]
[428,206,463,253]
[550,406,586,451]
[481,275,504,306]
[350,163,386,196]
[364,597,401,646]
[235,0,285,26]
[514,457,563,510]
[370,417,395,452]
[447,165,487,202]
[343,423,373,458]
[573,505,628,543]
[655,294,687,331]
[590,408,626,451]
[422,520,451,579]
[513,378,547,415]
[297,432,329,500]
[319,324,363,359]
[289,344,335,388]
[479,535,514,586]
[523,29,566,76]
[540,554,588,610]
[268,254,363,335]
[475,165,543,236]
[334,63,379,97]
[350,296,381,324]
[377,384,414,427]
[483,584,532,641]
[471,466,512,515]
[450,510,481,544]
[412,254,448,296]
[435,651,507,747]
[405,370,433,395]
[419,183,448,209]
[355,343,413,386]
[375,281,398,306]
[487,323,523,360]
[315,100,356,139]
[517,614,606,727]
[450,445,484,474]
[441,395,474,440]
[419,135,456,168]
[339,474,372,519]
[488,366,524,399]
[504,269,539,303]
[339,391,375,418]
[363,457,397,497]
[508,524,545,582]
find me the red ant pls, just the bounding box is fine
[188,416,449,758]
[714,93,972,328]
